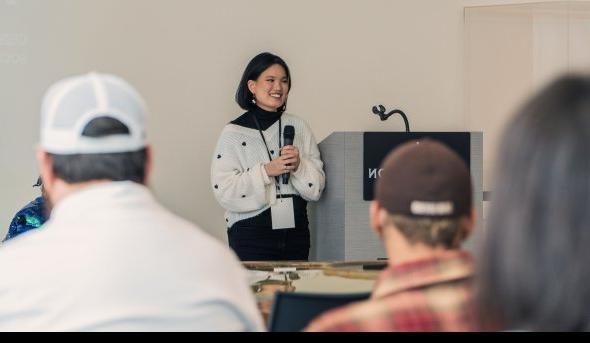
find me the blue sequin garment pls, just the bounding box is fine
[4,197,48,242]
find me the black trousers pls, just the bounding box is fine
[228,196,310,261]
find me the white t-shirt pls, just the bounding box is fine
[0,182,265,332]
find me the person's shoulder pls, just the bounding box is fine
[15,196,43,213]
[230,111,252,126]
[282,112,306,123]
[23,198,46,217]
[31,196,44,206]
[0,221,54,260]
[219,114,259,138]
[180,223,244,268]
[6,199,46,236]
[155,210,239,262]
[172,222,246,277]
[307,290,460,332]
[282,113,314,132]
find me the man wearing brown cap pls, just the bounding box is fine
[306,139,477,332]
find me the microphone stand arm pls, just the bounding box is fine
[372,105,411,132]
[387,109,410,132]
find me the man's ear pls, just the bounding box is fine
[464,208,476,239]
[452,208,476,248]
[370,201,383,238]
[36,148,55,200]
[144,145,153,185]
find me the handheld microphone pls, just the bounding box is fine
[282,125,295,184]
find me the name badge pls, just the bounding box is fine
[271,197,295,230]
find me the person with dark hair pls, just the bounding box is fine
[0,73,264,331]
[477,75,590,331]
[211,52,325,261]
[306,139,477,332]
[3,177,50,242]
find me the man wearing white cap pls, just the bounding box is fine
[0,73,265,332]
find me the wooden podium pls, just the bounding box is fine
[308,132,483,261]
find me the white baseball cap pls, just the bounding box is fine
[40,72,148,154]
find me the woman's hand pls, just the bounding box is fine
[264,146,300,177]
[280,145,300,172]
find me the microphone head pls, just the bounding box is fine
[283,125,295,140]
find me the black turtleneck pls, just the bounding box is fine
[231,106,283,131]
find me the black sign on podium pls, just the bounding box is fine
[363,132,471,201]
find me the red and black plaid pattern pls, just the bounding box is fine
[306,251,477,332]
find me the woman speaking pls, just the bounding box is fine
[211,52,325,261]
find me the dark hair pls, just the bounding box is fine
[477,75,590,331]
[387,214,469,249]
[235,52,292,111]
[50,117,147,184]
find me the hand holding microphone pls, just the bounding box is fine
[280,145,300,179]
[264,154,298,177]
[263,125,299,180]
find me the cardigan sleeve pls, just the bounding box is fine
[290,121,325,201]
[211,129,275,213]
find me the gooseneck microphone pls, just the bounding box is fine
[282,125,295,184]
[371,105,411,132]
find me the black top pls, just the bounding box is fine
[231,106,283,130]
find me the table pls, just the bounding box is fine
[244,261,385,323]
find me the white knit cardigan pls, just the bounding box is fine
[211,113,325,228]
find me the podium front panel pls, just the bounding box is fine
[310,132,483,261]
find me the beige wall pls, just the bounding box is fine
[0,0,575,242]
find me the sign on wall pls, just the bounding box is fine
[363,132,471,201]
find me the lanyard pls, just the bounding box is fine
[252,113,282,192]
[252,115,281,161]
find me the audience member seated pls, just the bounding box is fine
[306,139,478,332]
[0,73,264,331]
[477,75,590,331]
[3,177,50,242]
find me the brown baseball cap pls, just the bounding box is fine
[374,138,472,218]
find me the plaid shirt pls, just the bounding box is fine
[306,251,476,332]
